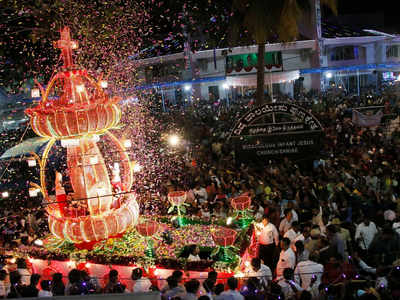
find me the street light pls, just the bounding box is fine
[325,72,333,79]
[184,84,191,91]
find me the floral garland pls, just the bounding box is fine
[12,216,254,272]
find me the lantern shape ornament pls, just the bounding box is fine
[211,227,238,263]
[230,195,253,228]
[25,27,139,244]
[136,220,160,257]
[167,191,188,227]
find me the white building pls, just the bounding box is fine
[133,25,400,104]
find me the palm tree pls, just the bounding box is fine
[230,0,337,105]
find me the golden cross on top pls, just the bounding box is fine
[55,26,78,68]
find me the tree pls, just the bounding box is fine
[230,0,337,105]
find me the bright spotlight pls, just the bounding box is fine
[76,84,85,93]
[133,163,142,173]
[27,158,36,167]
[89,156,98,165]
[67,260,75,267]
[1,191,9,198]
[34,239,43,246]
[29,188,40,198]
[325,72,333,79]
[168,134,180,146]
[31,88,40,98]
[184,84,191,91]
[226,217,233,225]
[100,80,108,89]
[123,139,132,148]
[222,83,229,90]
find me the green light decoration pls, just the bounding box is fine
[144,239,156,258]
[211,245,239,263]
[136,220,160,258]
[230,195,254,229]
[167,191,189,227]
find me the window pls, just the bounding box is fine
[386,45,400,58]
[197,58,208,72]
[330,46,358,61]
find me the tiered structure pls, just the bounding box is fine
[26,27,139,244]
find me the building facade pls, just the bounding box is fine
[134,32,400,105]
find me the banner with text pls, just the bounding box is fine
[230,103,323,162]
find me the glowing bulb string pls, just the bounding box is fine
[0,148,140,164]
[41,189,138,206]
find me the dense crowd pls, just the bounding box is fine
[1,86,400,299]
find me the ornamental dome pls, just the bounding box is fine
[25,27,120,139]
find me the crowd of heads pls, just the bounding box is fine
[0,86,400,299]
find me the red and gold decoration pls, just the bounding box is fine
[136,220,160,258]
[25,27,139,245]
[230,195,253,228]
[167,191,188,227]
[211,227,239,263]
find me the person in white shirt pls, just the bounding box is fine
[248,257,272,288]
[284,221,301,242]
[255,214,279,270]
[355,216,378,251]
[278,268,303,300]
[219,277,244,300]
[279,209,293,235]
[276,238,296,278]
[294,253,323,291]
[131,268,152,293]
[281,201,298,223]
[188,245,201,262]
[293,226,311,246]
[38,280,53,297]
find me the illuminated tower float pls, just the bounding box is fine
[26,27,139,245]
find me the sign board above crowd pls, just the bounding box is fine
[229,103,323,162]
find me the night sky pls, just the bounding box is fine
[337,1,399,31]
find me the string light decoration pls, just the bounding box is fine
[25,27,139,245]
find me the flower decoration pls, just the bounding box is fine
[167,191,189,227]
[136,220,160,258]
[231,196,251,211]
[136,220,159,237]
[230,195,254,228]
[211,227,239,263]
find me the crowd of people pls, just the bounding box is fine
[1,86,400,299]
